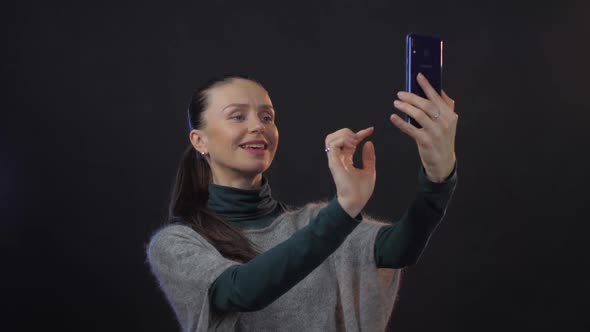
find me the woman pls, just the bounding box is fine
[146,74,458,331]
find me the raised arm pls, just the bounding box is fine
[374,162,457,268]
[378,73,459,268]
[209,198,360,312]
[211,126,378,312]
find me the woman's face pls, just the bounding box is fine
[191,78,279,185]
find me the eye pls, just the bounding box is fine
[261,112,274,122]
[230,114,244,121]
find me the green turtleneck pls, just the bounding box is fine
[207,163,457,312]
[207,177,286,229]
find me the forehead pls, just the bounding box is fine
[207,79,271,110]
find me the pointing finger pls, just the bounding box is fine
[354,126,374,140]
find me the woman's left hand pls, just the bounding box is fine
[390,73,458,183]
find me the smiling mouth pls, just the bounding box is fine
[239,143,268,150]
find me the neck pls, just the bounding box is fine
[207,175,281,225]
[211,171,263,189]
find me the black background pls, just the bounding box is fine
[4,0,589,331]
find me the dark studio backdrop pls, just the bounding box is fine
[3,0,589,331]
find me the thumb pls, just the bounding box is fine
[361,141,376,170]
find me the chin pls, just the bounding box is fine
[240,161,270,176]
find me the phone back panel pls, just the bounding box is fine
[405,33,443,127]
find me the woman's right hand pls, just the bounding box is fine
[325,127,376,217]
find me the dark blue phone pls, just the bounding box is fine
[405,33,443,128]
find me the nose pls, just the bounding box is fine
[249,116,266,134]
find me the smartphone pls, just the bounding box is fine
[405,33,443,128]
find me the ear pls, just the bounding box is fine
[189,129,208,154]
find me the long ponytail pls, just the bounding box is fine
[167,75,261,263]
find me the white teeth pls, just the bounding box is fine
[241,144,265,149]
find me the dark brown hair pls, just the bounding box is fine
[167,74,262,262]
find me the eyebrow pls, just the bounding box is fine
[221,103,275,112]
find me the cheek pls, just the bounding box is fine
[269,124,279,139]
[269,128,279,149]
[216,125,243,143]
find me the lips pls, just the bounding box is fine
[238,140,268,150]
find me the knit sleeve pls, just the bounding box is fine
[146,224,241,332]
[209,198,361,312]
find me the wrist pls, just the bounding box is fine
[425,157,456,183]
[337,196,362,218]
[425,170,449,183]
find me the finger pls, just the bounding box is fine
[393,100,435,130]
[361,141,376,171]
[416,73,451,120]
[325,140,354,174]
[396,91,437,118]
[340,135,358,149]
[327,127,372,149]
[416,73,445,105]
[441,90,459,125]
[325,145,343,174]
[390,113,426,141]
[325,136,357,168]
[354,126,374,140]
[326,132,359,150]
[441,90,455,111]
[325,128,354,143]
[325,127,373,153]
[325,137,343,170]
